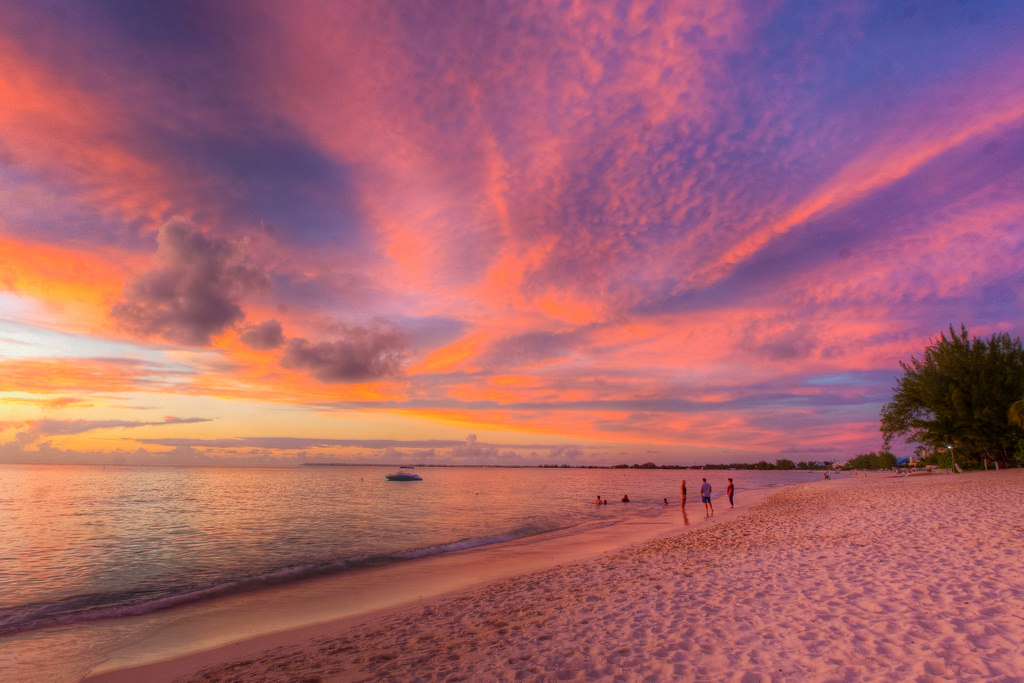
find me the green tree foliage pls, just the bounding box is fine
[1009,398,1024,428]
[844,451,897,470]
[880,325,1024,468]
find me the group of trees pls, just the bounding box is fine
[880,325,1024,470]
[844,451,898,470]
[706,459,832,470]
[608,460,834,470]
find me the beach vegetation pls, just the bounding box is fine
[699,460,833,470]
[843,451,898,470]
[1009,398,1024,428]
[881,325,1024,469]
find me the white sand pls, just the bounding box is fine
[89,470,1024,682]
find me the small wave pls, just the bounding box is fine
[0,517,639,638]
[0,582,242,638]
[391,531,525,559]
[0,565,354,638]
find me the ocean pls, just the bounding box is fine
[0,464,837,680]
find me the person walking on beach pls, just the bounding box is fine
[701,478,713,516]
[727,478,734,508]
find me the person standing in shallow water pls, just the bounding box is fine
[727,478,734,508]
[680,480,689,525]
[701,478,713,516]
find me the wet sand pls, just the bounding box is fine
[87,470,1024,681]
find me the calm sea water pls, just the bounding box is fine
[0,464,835,680]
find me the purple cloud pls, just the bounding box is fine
[16,416,211,443]
[240,320,285,350]
[111,218,267,345]
[282,324,408,382]
[482,330,585,369]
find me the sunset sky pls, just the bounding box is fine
[2,1,1023,466]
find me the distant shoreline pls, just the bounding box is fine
[301,462,840,470]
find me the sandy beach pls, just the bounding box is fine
[88,470,1024,682]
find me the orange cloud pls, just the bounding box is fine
[0,36,172,229]
[0,235,126,330]
[0,358,148,395]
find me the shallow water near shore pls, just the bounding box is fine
[0,464,834,681]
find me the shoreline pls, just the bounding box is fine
[91,469,1024,681]
[83,482,783,681]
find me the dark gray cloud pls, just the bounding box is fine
[282,324,408,382]
[240,320,285,350]
[111,218,267,345]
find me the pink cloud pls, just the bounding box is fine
[2,1,1023,463]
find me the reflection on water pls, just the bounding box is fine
[0,464,836,680]
[1,465,834,611]
[680,478,689,525]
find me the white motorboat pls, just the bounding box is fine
[385,467,422,481]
